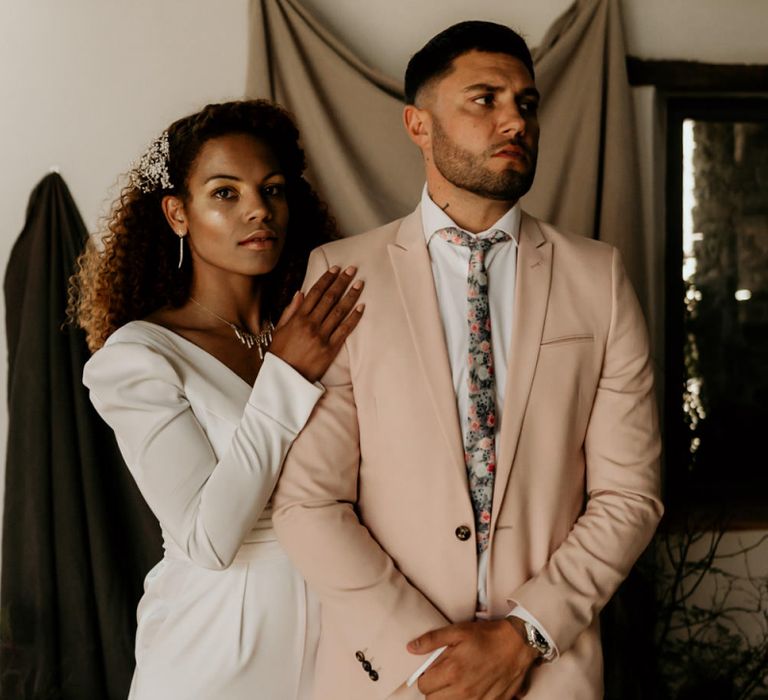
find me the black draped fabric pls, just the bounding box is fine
[1,173,162,699]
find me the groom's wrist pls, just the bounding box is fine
[505,616,553,660]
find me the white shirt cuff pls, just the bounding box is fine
[406,646,448,687]
[507,605,558,661]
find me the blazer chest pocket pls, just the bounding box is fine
[540,333,594,347]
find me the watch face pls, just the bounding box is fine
[524,621,549,654]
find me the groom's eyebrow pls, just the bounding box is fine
[462,84,540,100]
[463,82,502,93]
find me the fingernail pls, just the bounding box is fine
[344,265,357,276]
[352,280,364,290]
[356,303,365,312]
[408,639,419,650]
[293,290,300,298]
[329,265,341,273]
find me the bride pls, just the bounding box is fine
[69,99,363,699]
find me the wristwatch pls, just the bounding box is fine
[522,620,551,658]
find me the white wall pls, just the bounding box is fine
[622,0,768,64]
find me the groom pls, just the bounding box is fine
[273,21,662,700]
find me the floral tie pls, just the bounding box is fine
[436,227,510,553]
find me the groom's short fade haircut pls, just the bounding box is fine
[404,21,535,106]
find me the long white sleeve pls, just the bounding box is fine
[84,339,323,570]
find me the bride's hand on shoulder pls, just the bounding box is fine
[268,266,364,383]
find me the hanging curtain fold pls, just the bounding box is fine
[247,0,425,236]
[1,173,162,700]
[525,0,648,313]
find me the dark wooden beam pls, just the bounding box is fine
[626,57,768,91]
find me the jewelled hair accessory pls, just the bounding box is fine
[130,130,173,193]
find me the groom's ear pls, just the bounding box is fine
[403,104,432,153]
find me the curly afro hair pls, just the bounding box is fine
[69,99,336,351]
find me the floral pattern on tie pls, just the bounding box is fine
[436,227,510,553]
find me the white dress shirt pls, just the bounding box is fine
[407,187,557,687]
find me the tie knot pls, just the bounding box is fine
[436,227,510,251]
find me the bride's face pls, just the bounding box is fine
[164,132,290,278]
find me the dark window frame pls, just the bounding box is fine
[664,96,768,527]
[630,57,768,527]
[627,57,768,93]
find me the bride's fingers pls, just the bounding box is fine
[307,266,357,324]
[299,267,342,315]
[328,303,365,348]
[319,281,364,338]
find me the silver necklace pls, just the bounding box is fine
[189,297,274,359]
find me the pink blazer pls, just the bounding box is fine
[273,207,663,700]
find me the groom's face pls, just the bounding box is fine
[420,50,540,202]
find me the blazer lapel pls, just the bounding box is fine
[388,208,467,485]
[491,213,552,522]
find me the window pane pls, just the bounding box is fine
[682,119,768,500]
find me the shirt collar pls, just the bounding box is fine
[420,184,521,246]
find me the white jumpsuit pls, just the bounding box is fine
[84,320,322,700]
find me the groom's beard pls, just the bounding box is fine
[431,117,537,202]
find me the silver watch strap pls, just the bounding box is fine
[523,620,551,657]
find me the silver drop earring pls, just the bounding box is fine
[178,235,185,269]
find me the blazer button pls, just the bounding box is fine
[455,525,471,541]
[362,660,372,672]
[355,651,365,662]
[369,670,379,682]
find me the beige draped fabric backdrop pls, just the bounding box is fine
[245,0,649,317]
[246,0,424,235]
